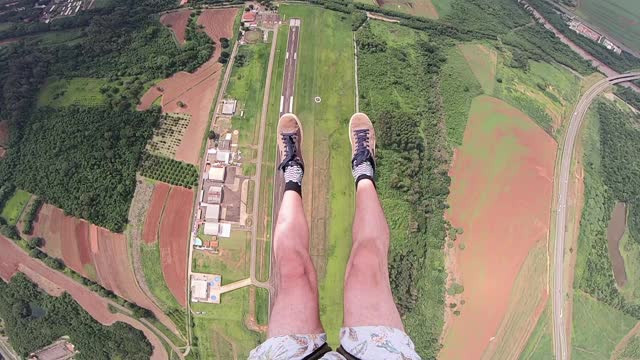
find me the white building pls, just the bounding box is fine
[208,167,226,182]
[204,222,220,236]
[205,204,220,222]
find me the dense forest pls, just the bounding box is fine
[1,106,158,232]
[526,0,640,73]
[0,273,152,359]
[576,101,640,319]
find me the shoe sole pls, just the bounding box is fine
[348,112,375,157]
[278,113,304,160]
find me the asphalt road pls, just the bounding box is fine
[553,72,640,360]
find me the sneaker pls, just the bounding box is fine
[277,113,304,171]
[349,112,376,171]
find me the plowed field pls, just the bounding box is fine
[32,204,180,335]
[158,186,193,307]
[142,182,171,244]
[160,10,191,44]
[138,8,237,164]
[441,96,556,359]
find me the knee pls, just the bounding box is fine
[346,244,387,285]
[275,249,316,288]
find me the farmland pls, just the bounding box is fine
[139,153,199,189]
[146,113,191,158]
[0,189,30,225]
[571,291,636,359]
[138,8,238,165]
[495,58,580,137]
[574,0,640,54]
[31,203,181,336]
[157,186,192,307]
[442,95,556,359]
[458,43,497,95]
[279,4,356,345]
[137,181,187,332]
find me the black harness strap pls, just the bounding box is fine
[336,345,362,360]
[301,342,333,360]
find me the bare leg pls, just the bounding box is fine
[343,179,404,330]
[268,190,324,337]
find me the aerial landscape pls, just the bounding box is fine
[0,0,639,359]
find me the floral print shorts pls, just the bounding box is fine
[248,326,421,360]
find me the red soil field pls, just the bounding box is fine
[142,182,171,244]
[138,8,237,164]
[34,204,93,278]
[158,186,193,307]
[160,10,191,45]
[441,96,557,359]
[32,204,180,335]
[0,236,168,360]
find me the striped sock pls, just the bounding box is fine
[283,165,303,195]
[352,161,374,188]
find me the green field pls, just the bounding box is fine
[256,287,269,326]
[575,0,640,54]
[519,305,554,360]
[191,289,263,359]
[381,0,440,19]
[139,241,187,334]
[0,189,30,225]
[280,4,356,345]
[37,77,109,107]
[192,231,250,284]
[496,56,579,137]
[440,46,482,146]
[226,42,271,154]
[571,291,636,360]
[458,43,497,95]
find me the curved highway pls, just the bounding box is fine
[553,72,640,360]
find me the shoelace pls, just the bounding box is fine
[352,129,372,167]
[279,133,299,170]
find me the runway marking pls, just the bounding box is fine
[280,96,284,113]
[289,96,293,113]
[286,52,289,60]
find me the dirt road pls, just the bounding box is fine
[552,72,640,360]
